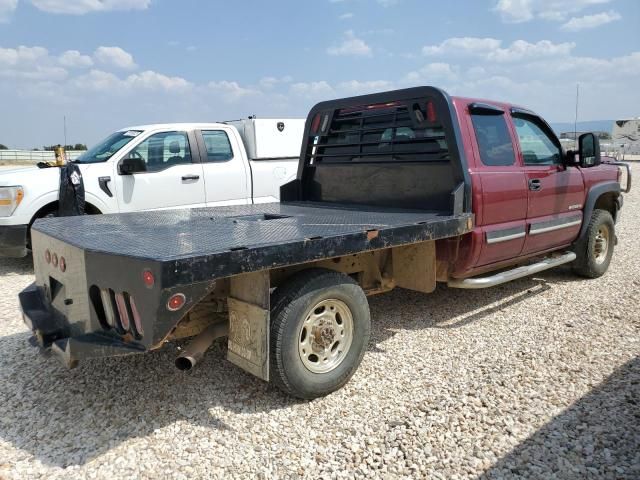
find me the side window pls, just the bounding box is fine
[470,114,516,166]
[201,130,233,162]
[128,131,192,172]
[513,117,562,165]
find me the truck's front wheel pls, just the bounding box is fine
[270,269,371,399]
[572,209,615,278]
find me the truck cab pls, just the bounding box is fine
[445,97,627,280]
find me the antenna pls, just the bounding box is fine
[573,83,579,144]
[64,115,67,148]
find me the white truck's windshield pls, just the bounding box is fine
[74,130,143,164]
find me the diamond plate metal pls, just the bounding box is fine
[33,202,470,261]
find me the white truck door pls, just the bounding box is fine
[113,130,206,212]
[195,128,251,206]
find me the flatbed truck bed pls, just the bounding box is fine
[32,202,471,280]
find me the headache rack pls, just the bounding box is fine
[308,101,449,164]
[282,86,471,215]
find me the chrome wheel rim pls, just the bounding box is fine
[298,299,354,374]
[593,226,609,265]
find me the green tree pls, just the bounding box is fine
[0,144,8,150]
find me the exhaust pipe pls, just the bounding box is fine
[175,321,229,371]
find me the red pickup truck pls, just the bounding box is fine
[20,87,631,398]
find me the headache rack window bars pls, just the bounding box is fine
[306,101,450,165]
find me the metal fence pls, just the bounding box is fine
[0,150,84,164]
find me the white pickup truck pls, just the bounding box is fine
[0,119,304,257]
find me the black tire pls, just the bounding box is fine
[572,209,615,278]
[26,208,57,250]
[270,268,371,399]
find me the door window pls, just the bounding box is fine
[513,117,562,165]
[201,130,234,162]
[471,114,516,166]
[128,131,192,172]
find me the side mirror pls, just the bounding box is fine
[578,133,601,168]
[119,155,146,175]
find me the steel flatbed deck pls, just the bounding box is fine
[33,201,472,285]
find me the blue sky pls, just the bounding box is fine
[0,0,638,148]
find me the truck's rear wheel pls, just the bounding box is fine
[572,209,615,278]
[270,269,370,399]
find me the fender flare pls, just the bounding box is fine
[578,181,620,241]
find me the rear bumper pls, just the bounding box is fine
[0,224,28,257]
[19,282,145,368]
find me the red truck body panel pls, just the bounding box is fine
[447,95,619,278]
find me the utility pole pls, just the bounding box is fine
[64,115,67,148]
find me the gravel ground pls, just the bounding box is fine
[0,166,638,479]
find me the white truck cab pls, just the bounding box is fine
[0,119,304,257]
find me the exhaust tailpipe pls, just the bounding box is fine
[175,321,229,371]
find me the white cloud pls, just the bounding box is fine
[493,0,612,23]
[0,0,17,22]
[127,70,191,91]
[30,0,151,15]
[259,76,293,89]
[59,50,93,68]
[338,12,353,20]
[94,46,136,69]
[327,30,372,57]
[73,68,191,92]
[0,45,67,80]
[423,37,501,56]
[423,37,574,62]
[0,45,48,65]
[561,9,621,31]
[208,80,260,100]
[337,79,394,94]
[405,63,458,83]
[487,39,575,62]
[73,69,121,91]
[290,81,334,97]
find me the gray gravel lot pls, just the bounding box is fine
[0,166,638,479]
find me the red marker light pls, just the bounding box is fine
[59,256,66,272]
[51,253,58,268]
[426,101,437,122]
[45,250,51,264]
[142,270,155,288]
[167,293,186,312]
[311,114,321,134]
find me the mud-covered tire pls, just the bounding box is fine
[269,268,371,399]
[572,209,615,278]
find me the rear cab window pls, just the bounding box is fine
[201,130,234,162]
[470,112,516,167]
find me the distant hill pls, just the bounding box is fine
[550,120,614,135]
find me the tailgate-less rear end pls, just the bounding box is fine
[20,227,214,368]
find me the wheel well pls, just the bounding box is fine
[594,192,618,221]
[27,201,102,247]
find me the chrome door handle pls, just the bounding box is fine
[528,179,541,191]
